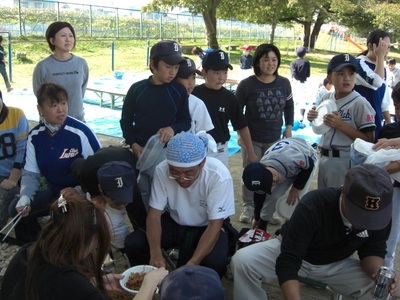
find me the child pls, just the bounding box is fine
[307,53,376,188]
[174,57,214,134]
[290,46,310,83]
[314,77,333,106]
[191,46,204,70]
[387,57,400,89]
[0,36,12,93]
[238,44,253,82]
[192,49,258,167]
[120,40,191,209]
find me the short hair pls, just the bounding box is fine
[392,82,400,103]
[46,21,76,52]
[387,57,396,65]
[149,56,161,73]
[36,82,69,107]
[191,46,203,56]
[252,44,281,77]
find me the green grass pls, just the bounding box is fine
[3,37,400,91]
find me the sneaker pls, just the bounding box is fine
[7,87,13,93]
[268,213,281,225]
[169,248,179,260]
[239,206,254,223]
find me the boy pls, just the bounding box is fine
[314,77,333,106]
[290,46,310,83]
[0,36,12,93]
[238,44,253,82]
[174,57,214,134]
[307,53,376,188]
[192,49,258,166]
[120,40,191,209]
[387,57,400,89]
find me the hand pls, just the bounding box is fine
[142,268,168,287]
[102,274,126,293]
[246,152,259,164]
[373,37,390,60]
[307,107,318,122]
[0,179,17,190]
[60,187,79,198]
[323,111,343,129]
[237,137,245,148]
[131,143,143,159]
[251,219,258,230]
[149,253,166,269]
[286,187,301,206]
[373,138,400,150]
[157,127,174,143]
[16,195,31,217]
[283,127,292,138]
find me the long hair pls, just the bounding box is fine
[26,195,111,300]
[252,44,281,77]
[358,29,391,57]
[36,82,69,107]
[46,21,76,52]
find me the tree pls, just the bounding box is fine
[142,0,222,48]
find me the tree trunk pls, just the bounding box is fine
[270,6,278,43]
[302,21,311,48]
[310,9,328,49]
[201,0,221,49]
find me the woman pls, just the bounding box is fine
[32,21,89,122]
[235,44,294,225]
[354,29,392,136]
[1,195,168,300]
[0,90,29,228]
[8,82,101,242]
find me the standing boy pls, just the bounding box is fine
[120,40,191,209]
[307,53,376,188]
[387,57,400,89]
[239,44,253,82]
[0,36,12,93]
[192,49,258,166]
[290,46,310,83]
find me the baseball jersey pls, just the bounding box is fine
[149,157,235,226]
[290,58,310,82]
[32,55,89,122]
[187,94,214,134]
[240,54,253,70]
[318,91,375,151]
[387,67,400,88]
[0,107,29,177]
[104,203,130,249]
[22,116,101,196]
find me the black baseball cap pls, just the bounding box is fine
[327,53,357,74]
[296,46,308,57]
[150,40,186,65]
[242,163,273,194]
[202,50,233,71]
[176,57,203,79]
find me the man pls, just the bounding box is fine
[124,132,236,277]
[231,164,397,300]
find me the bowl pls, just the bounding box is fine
[275,194,297,220]
[114,71,124,80]
[120,265,158,294]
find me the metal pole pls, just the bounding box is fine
[18,0,22,36]
[90,5,93,37]
[111,41,114,71]
[7,34,12,82]
[192,15,194,40]
[146,40,150,67]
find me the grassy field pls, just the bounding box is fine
[3,37,400,91]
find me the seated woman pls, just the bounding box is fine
[8,82,101,242]
[1,195,168,300]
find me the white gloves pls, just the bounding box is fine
[16,195,31,208]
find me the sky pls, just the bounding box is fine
[57,0,152,9]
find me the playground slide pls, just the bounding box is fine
[336,29,365,52]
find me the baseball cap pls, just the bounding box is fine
[296,46,308,57]
[97,161,135,206]
[240,44,253,51]
[176,57,202,79]
[344,164,393,231]
[242,163,273,194]
[327,53,357,74]
[150,40,186,65]
[159,265,225,300]
[323,78,330,86]
[202,50,233,71]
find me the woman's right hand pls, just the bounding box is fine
[373,37,390,59]
[307,106,318,122]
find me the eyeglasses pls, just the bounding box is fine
[168,166,201,181]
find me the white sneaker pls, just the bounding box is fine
[268,213,281,225]
[239,206,254,223]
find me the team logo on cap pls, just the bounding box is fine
[252,180,261,186]
[115,177,123,188]
[174,43,179,52]
[365,196,380,210]
[186,58,192,67]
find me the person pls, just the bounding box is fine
[231,164,398,300]
[191,46,204,70]
[1,195,169,300]
[70,146,147,231]
[290,46,310,83]
[173,56,214,134]
[120,40,191,210]
[307,53,376,188]
[354,29,392,135]
[314,77,333,106]
[387,57,400,89]
[0,36,12,93]
[124,132,236,277]
[242,137,318,231]
[32,22,88,122]
[8,82,101,242]
[0,91,29,229]
[235,43,294,224]
[192,49,258,167]
[159,265,225,300]
[374,82,400,268]
[238,44,253,82]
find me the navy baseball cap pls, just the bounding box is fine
[159,265,225,300]
[242,163,273,194]
[327,53,357,74]
[296,46,308,57]
[202,50,233,71]
[344,164,393,230]
[97,161,135,206]
[150,40,186,65]
[176,57,202,79]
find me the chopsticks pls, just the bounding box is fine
[0,206,28,242]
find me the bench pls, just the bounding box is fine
[222,44,239,51]
[86,84,127,109]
